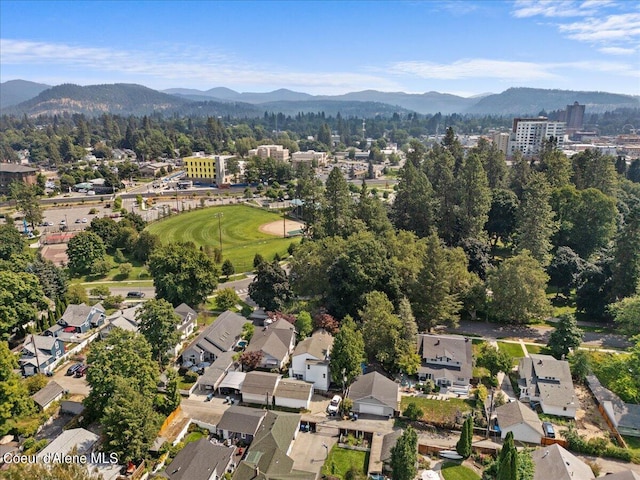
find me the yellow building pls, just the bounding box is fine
[183,155,218,183]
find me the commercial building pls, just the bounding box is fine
[183,153,235,185]
[0,163,37,195]
[291,150,327,168]
[508,118,566,157]
[248,145,290,161]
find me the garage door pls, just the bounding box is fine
[358,403,388,416]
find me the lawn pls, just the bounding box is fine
[320,446,368,479]
[497,341,525,366]
[441,462,481,480]
[524,344,550,355]
[400,397,473,425]
[624,435,640,456]
[146,205,300,272]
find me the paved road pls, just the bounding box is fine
[448,319,632,350]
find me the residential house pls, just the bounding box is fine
[495,401,543,444]
[197,351,239,392]
[233,411,314,480]
[58,303,106,334]
[518,354,578,419]
[369,429,402,476]
[182,310,251,364]
[244,318,296,370]
[19,335,64,376]
[101,304,143,337]
[417,334,473,392]
[273,378,313,410]
[31,381,66,410]
[36,428,98,461]
[216,405,266,444]
[161,439,235,480]
[348,371,400,418]
[241,371,280,406]
[586,374,640,438]
[291,329,333,391]
[139,162,170,177]
[531,444,594,480]
[174,303,197,341]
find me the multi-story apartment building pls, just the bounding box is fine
[248,144,290,161]
[182,153,234,185]
[491,132,511,156]
[508,117,566,156]
[0,163,37,195]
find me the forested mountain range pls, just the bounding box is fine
[1,80,638,118]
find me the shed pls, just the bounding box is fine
[31,381,66,410]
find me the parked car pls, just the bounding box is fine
[127,291,145,298]
[75,218,82,224]
[82,218,88,223]
[75,365,89,377]
[542,421,555,438]
[66,363,83,376]
[327,395,342,415]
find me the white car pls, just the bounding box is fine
[327,395,342,415]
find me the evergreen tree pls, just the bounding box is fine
[611,205,640,299]
[547,314,583,359]
[455,153,491,242]
[317,167,354,238]
[516,172,556,266]
[392,161,437,238]
[390,426,418,480]
[426,145,457,244]
[456,416,473,458]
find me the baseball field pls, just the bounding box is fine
[145,205,303,272]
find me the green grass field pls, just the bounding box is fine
[441,462,481,480]
[320,446,368,479]
[146,205,301,272]
[497,341,525,366]
[400,397,473,425]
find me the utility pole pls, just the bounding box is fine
[214,213,223,253]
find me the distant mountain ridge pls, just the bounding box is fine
[1,80,51,108]
[2,80,638,118]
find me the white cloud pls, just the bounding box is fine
[512,0,593,18]
[388,57,639,81]
[0,38,400,94]
[389,59,559,80]
[598,46,637,55]
[558,13,640,43]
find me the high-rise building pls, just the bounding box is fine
[565,101,585,130]
[491,132,511,156]
[508,117,565,156]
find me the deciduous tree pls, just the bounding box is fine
[137,299,181,367]
[66,231,107,275]
[0,271,47,339]
[216,287,240,311]
[476,343,512,377]
[330,315,365,387]
[487,251,551,324]
[0,224,26,261]
[248,260,292,312]
[148,242,219,307]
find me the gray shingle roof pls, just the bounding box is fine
[242,371,280,396]
[216,405,266,436]
[31,381,65,409]
[348,372,399,411]
[184,310,250,357]
[60,303,105,327]
[531,444,594,480]
[418,334,473,381]
[36,428,98,461]
[246,320,295,363]
[162,439,234,480]
[0,163,37,173]
[274,379,313,401]
[519,355,576,409]
[495,400,542,432]
[293,329,333,360]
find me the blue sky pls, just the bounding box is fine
[1,0,639,97]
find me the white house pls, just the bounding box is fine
[417,334,473,393]
[244,318,296,370]
[291,329,333,391]
[518,355,578,419]
[495,401,543,444]
[273,378,313,410]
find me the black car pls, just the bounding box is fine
[127,291,145,298]
[66,363,83,376]
[542,421,555,438]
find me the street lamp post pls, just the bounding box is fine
[214,213,223,254]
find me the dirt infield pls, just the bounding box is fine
[259,219,305,237]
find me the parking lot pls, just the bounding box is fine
[51,360,90,396]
